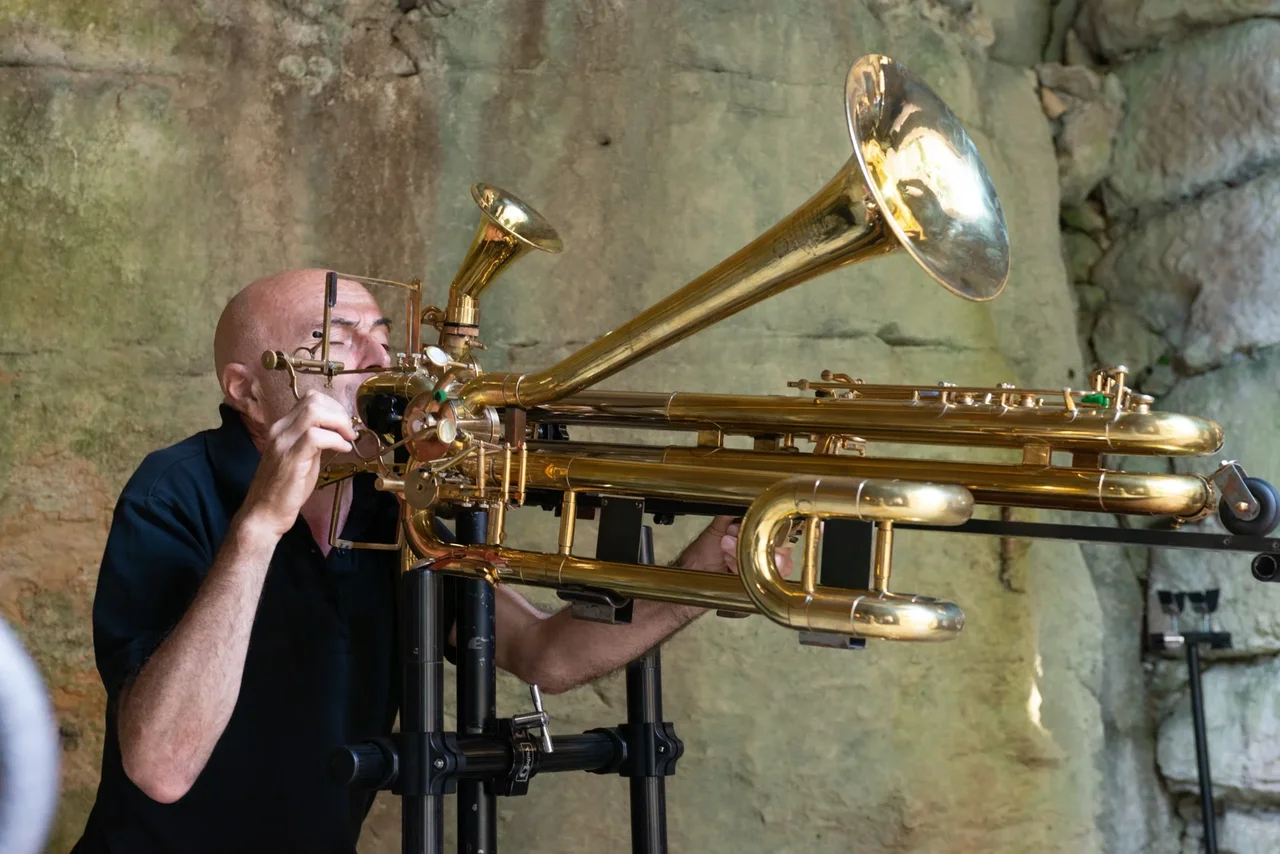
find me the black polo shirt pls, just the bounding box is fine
[73,404,456,853]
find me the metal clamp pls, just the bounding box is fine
[1210,460,1259,521]
[510,684,553,755]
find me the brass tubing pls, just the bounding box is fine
[524,442,1215,517]
[407,510,754,613]
[737,476,969,640]
[801,517,820,594]
[460,167,890,412]
[873,522,893,593]
[492,454,775,507]
[525,391,1223,456]
[558,492,577,555]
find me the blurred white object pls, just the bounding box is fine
[0,617,59,854]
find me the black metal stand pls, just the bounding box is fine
[455,511,495,854]
[332,468,1278,854]
[594,502,680,854]
[1149,630,1231,854]
[399,563,445,854]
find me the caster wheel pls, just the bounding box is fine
[1219,477,1280,536]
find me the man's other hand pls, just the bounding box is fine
[677,515,794,578]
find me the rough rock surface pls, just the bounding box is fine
[1081,544,1180,854]
[1107,20,1280,210]
[1037,63,1125,205]
[0,1,1109,853]
[1076,0,1280,59]
[1092,169,1280,374]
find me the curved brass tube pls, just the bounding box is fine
[406,475,975,641]
[737,476,970,640]
[405,509,756,613]
[520,442,1215,517]
[524,391,1224,456]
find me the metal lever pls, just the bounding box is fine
[510,684,553,754]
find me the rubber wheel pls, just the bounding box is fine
[1219,477,1280,536]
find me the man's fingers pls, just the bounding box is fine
[303,426,355,456]
[706,515,739,538]
[275,396,357,449]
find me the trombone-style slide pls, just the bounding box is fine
[406,474,972,641]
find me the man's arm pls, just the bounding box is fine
[117,392,355,803]
[488,517,785,695]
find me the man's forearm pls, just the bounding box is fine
[519,599,704,695]
[117,512,278,803]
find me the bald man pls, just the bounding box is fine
[72,270,770,854]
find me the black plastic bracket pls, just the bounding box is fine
[496,720,539,797]
[556,585,635,624]
[395,731,463,797]
[619,722,684,778]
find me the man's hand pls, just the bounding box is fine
[238,391,355,539]
[676,515,794,578]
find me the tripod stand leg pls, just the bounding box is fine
[1186,641,1218,854]
[403,565,445,854]
[456,510,497,854]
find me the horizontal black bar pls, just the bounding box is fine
[451,732,622,780]
[525,488,1280,554]
[896,519,1280,554]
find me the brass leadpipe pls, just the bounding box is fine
[522,391,1224,457]
[405,474,974,641]
[518,442,1215,518]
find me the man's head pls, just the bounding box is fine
[213,269,393,437]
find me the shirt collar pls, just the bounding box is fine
[207,403,262,506]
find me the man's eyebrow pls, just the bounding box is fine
[310,316,393,330]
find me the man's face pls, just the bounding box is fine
[261,279,394,423]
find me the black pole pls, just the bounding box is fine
[402,566,444,854]
[1186,641,1218,854]
[626,524,667,854]
[456,510,496,854]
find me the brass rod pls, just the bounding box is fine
[558,492,577,556]
[873,521,894,593]
[801,517,821,594]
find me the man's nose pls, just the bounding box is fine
[359,334,393,370]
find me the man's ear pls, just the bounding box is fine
[221,363,265,422]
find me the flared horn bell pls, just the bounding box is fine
[846,54,1009,301]
[444,183,563,327]
[460,54,1012,411]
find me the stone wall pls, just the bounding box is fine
[0,1,1140,852]
[1046,1,1280,851]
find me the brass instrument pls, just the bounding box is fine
[262,54,1277,647]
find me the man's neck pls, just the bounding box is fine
[301,484,351,557]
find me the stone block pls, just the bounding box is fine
[1182,809,1280,854]
[1108,20,1280,210]
[1076,0,1280,60]
[1093,168,1280,374]
[1158,657,1280,807]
